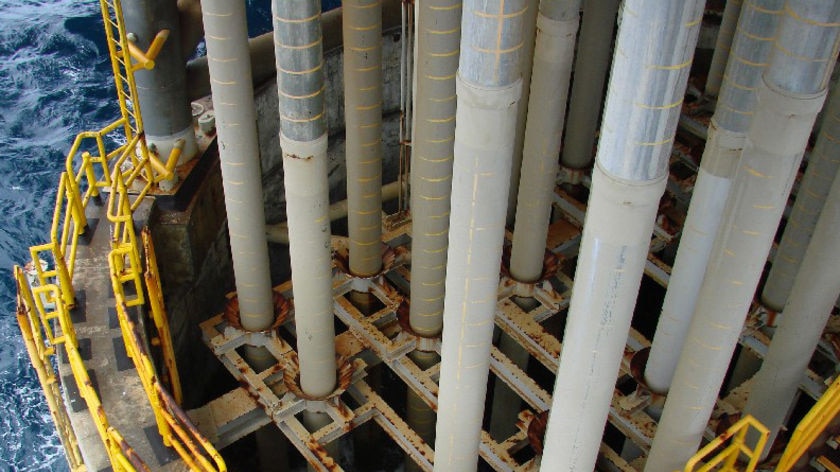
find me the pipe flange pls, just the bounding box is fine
[223,289,291,332]
[282,355,356,402]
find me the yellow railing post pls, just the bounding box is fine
[777,375,840,472]
[683,415,769,472]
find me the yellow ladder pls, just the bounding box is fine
[98,0,168,141]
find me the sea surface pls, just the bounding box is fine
[0,1,335,470]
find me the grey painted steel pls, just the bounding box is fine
[506,0,539,225]
[433,0,525,466]
[744,145,840,458]
[763,82,840,311]
[559,0,619,170]
[510,3,580,283]
[273,0,336,399]
[123,0,197,163]
[408,0,461,338]
[644,0,784,394]
[645,6,840,468]
[201,0,274,332]
[344,0,384,277]
[705,0,742,97]
[540,1,704,470]
[488,331,529,441]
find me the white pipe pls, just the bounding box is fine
[408,0,461,338]
[265,179,405,245]
[705,0,743,97]
[645,4,840,469]
[433,0,525,466]
[644,0,784,394]
[201,0,274,332]
[762,81,840,311]
[540,1,704,470]
[343,0,384,277]
[744,127,840,459]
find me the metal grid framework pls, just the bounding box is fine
[196,112,836,471]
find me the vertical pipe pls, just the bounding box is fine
[408,0,461,338]
[123,0,198,169]
[510,0,581,283]
[762,82,840,312]
[491,0,581,442]
[559,0,620,171]
[645,4,840,471]
[540,1,704,470]
[405,351,438,472]
[705,0,743,97]
[744,134,840,459]
[343,0,384,277]
[432,0,525,468]
[644,0,784,394]
[506,0,540,225]
[201,0,274,332]
[273,0,336,399]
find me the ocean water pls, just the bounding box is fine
[0,1,336,470]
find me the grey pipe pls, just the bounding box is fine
[705,0,743,97]
[762,62,840,312]
[644,0,784,394]
[510,0,581,283]
[506,0,540,225]
[124,0,197,166]
[540,1,704,470]
[408,0,461,338]
[201,0,274,332]
[273,0,336,400]
[184,1,403,102]
[559,0,619,170]
[343,0,384,277]
[645,4,840,470]
[744,121,840,459]
[432,0,525,468]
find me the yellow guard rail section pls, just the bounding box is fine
[15,268,150,471]
[17,0,224,469]
[683,415,769,472]
[777,374,840,472]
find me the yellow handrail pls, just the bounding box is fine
[142,227,182,405]
[777,375,840,472]
[683,415,769,472]
[14,268,148,471]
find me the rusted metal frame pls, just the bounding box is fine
[347,381,435,472]
[495,299,561,372]
[389,356,439,408]
[597,444,638,472]
[488,345,551,411]
[478,429,522,471]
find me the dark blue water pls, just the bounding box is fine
[0,1,338,470]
